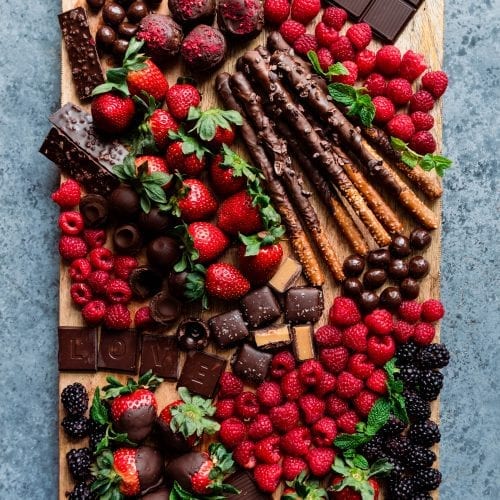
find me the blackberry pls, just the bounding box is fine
[417,343,450,369]
[61,415,89,439]
[66,447,92,481]
[404,445,436,470]
[404,390,431,421]
[396,341,419,366]
[398,365,421,388]
[88,419,107,453]
[410,494,432,500]
[415,370,443,401]
[412,468,442,492]
[409,420,440,448]
[61,383,89,416]
[386,456,407,479]
[384,436,412,458]
[388,476,415,499]
[68,481,95,500]
[380,415,406,437]
[359,435,385,462]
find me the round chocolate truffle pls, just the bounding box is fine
[358,291,379,313]
[400,277,420,299]
[118,22,139,39]
[176,318,210,351]
[217,0,264,39]
[150,292,181,324]
[127,1,149,22]
[96,26,117,50]
[410,228,432,251]
[113,224,143,255]
[147,236,181,271]
[342,277,363,298]
[129,266,163,299]
[367,248,391,269]
[167,271,189,300]
[408,256,430,279]
[109,185,140,219]
[390,235,411,257]
[387,259,409,281]
[103,2,127,25]
[380,286,402,311]
[139,207,174,237]
[113,38,130,58]
[363,268,387,290]
[79,194,109,228]
[87,0,105,11]
[343,254,365,277]
[168,0,215,26]
[181,25,226,73]
[137,14,183,62]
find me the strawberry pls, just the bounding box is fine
[165,83,201,121]
[365,369,388,395]
[336,372,363,400]
[366,335,396,365]
[209,125,236,150]
[306,448,335,478]
[248,414,274,440]
[314,371,337,398]
[51,179,81,209]
[281,456,308,482]
[329,297,361,327]
[91,92,135,135]
[280,427,311,457]
[209,153,246,197]
[233,440,256,469]
[270,351,296,378]
[343,323,369,352]
[177,178,218,222]
[134,155,172,188]
[420,299,445,322]
[314,325,342,348]
[299,394,325,425]
[205,263,250,300]
[269,401,300,433]
[255,435,282,464]
[290,0,320,24]
[235,391,260,421]
[216,190,263,235]
[219,417,247,449]
[320,347,349,374]
[218,372,244,398]
[311,417,337,447]
[147,109,179,151]
[253,464,282,493]
[237,243,283,286]
[264,0,290,24]
[347,353,375,380]
[298,359,324,386]
[166,140,206,177]
[127,58,169,101]
[281,370,305,401]
[188,222,229,263]
[325,395,349,418]
[256,381,283,408]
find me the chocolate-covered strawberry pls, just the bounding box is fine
[102,371,163,442]
[156,387,220,453]
[91,446,164,498]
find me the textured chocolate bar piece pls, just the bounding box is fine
[240,286,281,328]
[58,326,97,371]
[226,470,271,499]
[329,0,372,19]
[59,7,104,100]
[177,351,227,398]
[292,325,315,361]
[98,329,139,373]
[253,324,291,351]
[362,0,416,42]
[208,309,249,349]
[140,335,179,380]
[285,286,324,324]
[231,343,272,385]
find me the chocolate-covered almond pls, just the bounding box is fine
[358,291,379,312]
[147,236,181,271]
[96,26,117,49]
[343,254,365,277]
[103,2,127,25]
[408,256,429,279]
[410,228,432,250]
[363,268,387,290]
[400,277,420,299]
[390,235,411,257]
[127,1,149,22]
[367,248,391,269]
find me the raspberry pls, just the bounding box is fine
[364,73,387,97]
[306,447,335,477]
[51,179,81,209]
[293,33,317,56]
[219,372,244,398]
[253,464,281,493]
[280,427,311,456]
[343,323,369,352]
[279,19,306,45]
[134,306,156,331]
[364,308,393,335]
[356,49,376,76]
[314,325,342,348]
[411,111,434,131]
[322,6,347,30]
[409,90,435,113]
[299,394,325,424]
[263,0,290,24]
[409,131,437,155]
[387,114,415,141]
[113,255,138,280]
[70,283,93,307]
[373,96,395,123]
[233,440,256,469]
[346,22,372,50]
[399,50,427,82]
[87,270,110,295]
[105,279,132,304]
[330,36,355,62]
[348,353,375,380]
[82,229,106,249]
[386,78,413,105]
[398,300,422,323]
[336,371,363,399]
[256,381,283,408]
[311,417,337,447]
[376,45,402,76]
[104,303,131,330]
[281,370,305,401]
[282,456,307,481]
[320,346,349,374]
[325,394,348,417]
[215,399,235,421]
[269,401,300,433]
[58,211,84,235]
[315,22,338,48]
[314,371,337,398]
[89,247,114,272]
[336,410,359,434]
[219,417,247,449]
[329,296,361,326]
[61,383,89,416]
[290,0,320,24]
[68,258,91,282]
[81,299,106,325]
[270,351,296,378]
[59,236,88,261]
[393,320,415,343]
[421,70,448,98]
[315,47,334,72]
[331,60,358,85]
[367,335,396,365]
[413,322,436,345]
[298,359,324,386]
[420,299,445,322]
[366,368,388,395]
[248,414,274,440]
[235,391,260,420]
[353,390,378,417]
[254,435,281,464]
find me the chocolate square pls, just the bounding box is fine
[226,470,271,499]
[58,326,97,371]
[177,351,227,398]
[240,286,282,328]
[208,309,249,349]
[331,0,372,19]
[285,286,324,324]
[98,329,139,373]
[140,335,179,380]
[231,344,272,385]
[362,0,416,42]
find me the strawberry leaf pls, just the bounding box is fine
[189,108,243,141]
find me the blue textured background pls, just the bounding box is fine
[0,0,498,498]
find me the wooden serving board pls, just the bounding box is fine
[58,0,444,498]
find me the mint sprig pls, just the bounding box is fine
[307,51,349,79]
[188,107,243,142]
[384,358,408,423]
[328,83,375,127]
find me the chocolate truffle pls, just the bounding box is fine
[409,256,430,279]
[342,277,363,298]
[240,286,281,329]
[168,0,215,26]
[79,194,109,227]
[176,318,210,351]
[180,25,226,73]
[400,277,420,299]
[118,22,139,39]
[208,309,249,349]
[367,248,391,269]
[231,343,272,385]
[139,207,173,237]
[410,228,432,250]
[147,236,181,271]
[87,0,105,10]
[387,259,409,281]
[96,26,117,50]
[380,286,402,311]
[363,268,387,290]
[358,291,379,312]
[343,254,365,277]
[390,235,411,257]
[217,0,264,39]
[285,287,324,324]
[129,266,163,299]
[113,38,130,58]
[127,1,149,22]
[113,224,143,254]
[137,14,183,62]
[109,185,140,219]
[103,2,127,25]
[150,292,181,324]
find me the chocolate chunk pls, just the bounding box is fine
[208,309,249,349]
[292,324,315,362]
[129,266,163,299]
[165,452,206,491]
[141,486,170,500]
[59,8,105,100]
[225,470,271,500]
[150,292,182,325]
[268,257,302,293]
[177,351,226,398]
[367,248,391,269]
[408,256,429,279]
[240,286,281,328]
[358,290,379,312]
[135,446,165,495]
[98,328,139,373]
[410,228,432,250]
[400,277,420,299]
[58,326,97,371]
[113,224,143,255]
[147,236,181,271]
[363,268,387,290]
[252,324,291,351]
[380,286,403,311]
[390,235,411,257]
[140,335,179,380]
[79,194,109,228]
[96,26,117,50]
[330,0,372,19]
[103,2,127,25]
[342,277,363,298]
[343,254,365,277]
[231,343,272,385]
[176,318,210,351]
[285,287,324,324]
[387,259,409,281]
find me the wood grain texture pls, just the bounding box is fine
[58,1,443,498]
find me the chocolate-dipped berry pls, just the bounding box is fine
[129,266,163,299]
[168,0,215,26]
[176,318,210,351]
[390,235,411,257]
[142,486,171,499]
[409,256,430,279]
[367,248,391,269]
[181,25,226,73]
[342,254,365,277]
[410,228,432,250]
[137,14,183,63]
[139,207,174,237]
[363,268,387,290]
[150,291,182,324]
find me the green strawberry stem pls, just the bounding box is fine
[91,450,124,500]
[188,107,243,142]
[170,480,235,500]
[102,370,163,399]
[283,471,328,500]
[169,126,211,160]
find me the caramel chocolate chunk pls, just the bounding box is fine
[268,257,302,294]
[226,470,271,499]
[284,287,324,324]
[98,328,139,373]
[253,324,291,351]
[177,351,226,398]
[208,309,249,349]
[58,326,97,371]
[240,286,281,328]
[231,343,272,385]
[59,8,105,100]
[140,335,179,380]
[292,325,315,362]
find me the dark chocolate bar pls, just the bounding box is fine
[59,7,105,100]
[208,309,249,349]
[362,0,415,42]
[329,0,372,19]
[58,326,97,371]
[140,335,179,380]
[98,328,139,373]
[240,286,281,328]
[177,351,226,398]
[231,343,272,385]
[226,470,271,499]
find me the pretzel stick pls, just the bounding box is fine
[216,73,324,286]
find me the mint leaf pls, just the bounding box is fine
[328,83,357,105]
[390,137,407,151]
[366,398,391,435]
[90,388,109,425]
[328,84,375,126]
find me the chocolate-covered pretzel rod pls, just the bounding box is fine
[241,50,391,247]
[216,73,324,286]
[230,71,345,282]
[272,51,438,230]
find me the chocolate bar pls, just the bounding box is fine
[226,470,271,499]
[284,286,324,324]
[329,0,372,19]
[59,7,105,100]
[140,335,179,380]
[253,324,291,351]
[98,328,139,373]
[208,309,249,349]
[240,286,281,328]
[58,326,97,371]
[231,343,272,385]
[268,257,302,294]
[292,325,315,361]
[177,351,227,398]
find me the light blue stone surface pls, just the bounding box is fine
[0,0,498,498]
